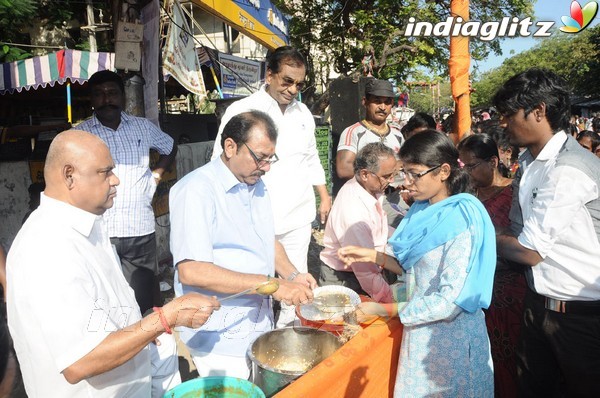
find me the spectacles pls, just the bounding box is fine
[278,74,306,91]
[463,161,482,172]
[403,164,441,183]
[369,171,397,183]
[243,142,279,167]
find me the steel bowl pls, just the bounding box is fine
[247,327,342,397]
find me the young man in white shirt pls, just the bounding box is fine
[494,68,600,397]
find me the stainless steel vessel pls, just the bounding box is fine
[247,326,342,397]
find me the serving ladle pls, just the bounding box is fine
[218,278,280,303]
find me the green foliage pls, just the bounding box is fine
[472,25,600,106]
[272,0,533,110]
[0,0,37,25]
[0,0,90,63]
[408,82,454,115]
[0,0,38,62]
[0,45,31,62]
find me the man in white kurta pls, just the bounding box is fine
[211,47,330,327]
[8,193,152,397]
[7,130,217,397]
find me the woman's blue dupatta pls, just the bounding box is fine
[388,193,496,312]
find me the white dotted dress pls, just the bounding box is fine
[394,230,494,397]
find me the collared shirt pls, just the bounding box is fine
[7,194,150,398]
[518,131,600,300]
[169,156,275,357]
[76,113,174,237]
[320,178,394,302]
[211,87,326,234]
[337,121,404,155]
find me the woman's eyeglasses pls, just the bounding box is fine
[464,161,482,172]
[402,164,441,183]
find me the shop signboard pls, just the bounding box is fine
[193,0,289,50]
[218,53,261,98]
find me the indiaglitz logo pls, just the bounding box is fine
[560,0,598,33]
[403,16,554,41]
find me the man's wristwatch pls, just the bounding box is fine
[287,271,300,281]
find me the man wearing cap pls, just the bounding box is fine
[336,78,405,226]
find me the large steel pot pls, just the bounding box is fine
[247,326,342,397]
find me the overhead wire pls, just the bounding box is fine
[0,42,64,50]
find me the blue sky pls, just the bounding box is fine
[473,0,599,73]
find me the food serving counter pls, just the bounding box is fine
[274,317,403,397]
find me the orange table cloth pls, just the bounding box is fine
[275,317,403,398]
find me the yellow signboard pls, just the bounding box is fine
[193,0,288,50]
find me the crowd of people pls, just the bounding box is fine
[0,45,599,398]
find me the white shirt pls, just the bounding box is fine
[337,121,404,155]
[7,194,150,398]
[518,131,600,300]
[211,87,326,234]
[76,113,174,237]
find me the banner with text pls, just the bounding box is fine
[162,0,207,98]
[218,53,262,98]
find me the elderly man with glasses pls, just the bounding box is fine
[336,78,407,228]
[170,111,317,379]
[211,46,331,328]
[319,143,398,302]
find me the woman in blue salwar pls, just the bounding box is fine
[339,130,496,397]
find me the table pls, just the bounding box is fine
[275,317,403,398]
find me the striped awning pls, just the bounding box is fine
[0,49,114,94]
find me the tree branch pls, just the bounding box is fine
[374,30,418,70]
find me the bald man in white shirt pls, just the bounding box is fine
[7,130,218,398]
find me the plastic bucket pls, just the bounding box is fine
[163,376,265,398]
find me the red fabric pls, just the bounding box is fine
[56,49,65,79]
[482,185,513,228]
[482,185,526,398]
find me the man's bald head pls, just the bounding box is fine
[44,130,119,215]
[45,130,107,180]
